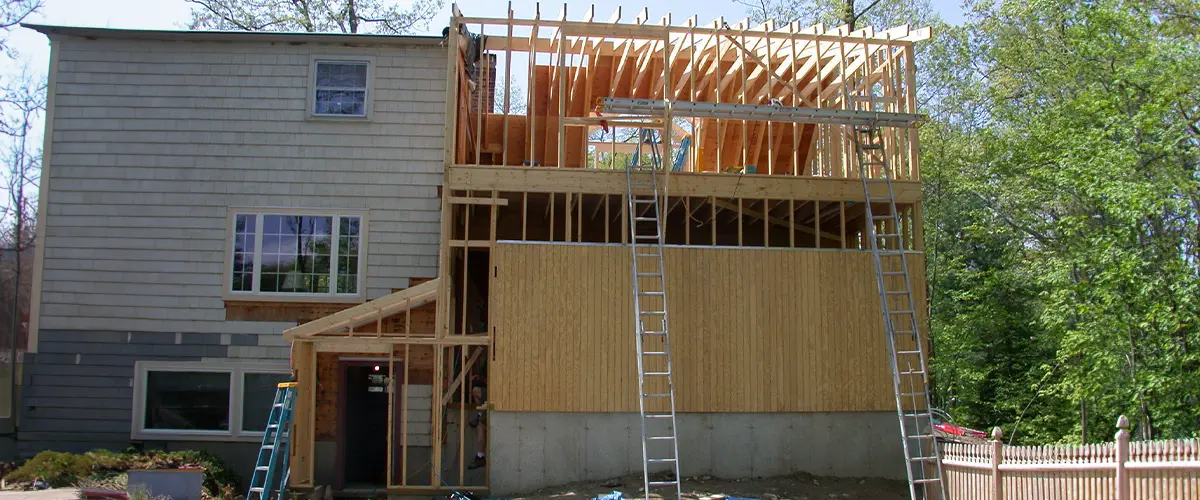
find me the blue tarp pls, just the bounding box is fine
[593,491,624,500]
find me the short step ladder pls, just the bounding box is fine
[625,130,683,500]
[852,125,946,500]
[248,382,297,500]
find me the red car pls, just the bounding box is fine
[931,408,988,439]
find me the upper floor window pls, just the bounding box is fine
[312,60,370,118]
[228,210,366,299]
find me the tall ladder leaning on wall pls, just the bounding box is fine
[852,124,947,500]
[624,129,684,500]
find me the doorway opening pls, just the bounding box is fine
[337,360,395,489]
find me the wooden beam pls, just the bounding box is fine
[448,196,511,206]
[290,341,315,487]
[314,338,393,353]
[283,279,439,340]
[306,334,489,346]
[462,16,932,44]
[447,166,922,202]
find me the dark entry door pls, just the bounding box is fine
[338,361,394,488]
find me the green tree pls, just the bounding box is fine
[923,0,1200,442]
[185,0,442,34]
[752,0,1200,443]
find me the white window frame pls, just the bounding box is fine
[132,361,290,442]
[307,55,375,120]
[223,207,369,303]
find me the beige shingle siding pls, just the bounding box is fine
[41,36,446,334]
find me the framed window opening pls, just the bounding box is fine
[225,208,369,302]
[308,56,375,120]
[132,361,290,441]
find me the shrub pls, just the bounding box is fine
[3,449,241,499]
[4,451,97,487]
[85,450,135,471]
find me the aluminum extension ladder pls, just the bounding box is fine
[248,382,297,500]
[624,130,683,500]
[852,125,946,500]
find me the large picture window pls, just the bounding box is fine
[133,362,290,441]
[228,210,365,298]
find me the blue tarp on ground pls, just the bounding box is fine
[593,491,624,500]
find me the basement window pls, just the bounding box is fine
[310,59,372,118]
[226,209,367,300]
[132,361,290,441]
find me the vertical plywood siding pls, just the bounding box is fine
[40,36,446,334]
[491,244,928,412]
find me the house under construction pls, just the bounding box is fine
[281,3,939,499]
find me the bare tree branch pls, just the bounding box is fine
[186,0,443,34]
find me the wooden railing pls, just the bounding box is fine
[941,416,1200,500]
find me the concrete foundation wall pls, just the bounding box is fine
[487,412,905,495]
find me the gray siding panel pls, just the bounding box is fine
[40,36,446,334]
[19,330,210,456]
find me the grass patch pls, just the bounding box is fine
[4,449,241,499]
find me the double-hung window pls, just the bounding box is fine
[228,210,366,299]
[133,361,290,441]
[312,59,370,118]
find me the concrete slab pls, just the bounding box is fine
[0,489,80,500]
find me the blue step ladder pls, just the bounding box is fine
[248,382,297,500]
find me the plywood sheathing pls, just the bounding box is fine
[490,243,929,412]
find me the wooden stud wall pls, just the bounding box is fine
[489,243,927,413]
[453,6,929,179]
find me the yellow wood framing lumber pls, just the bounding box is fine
[283,279,439,340]
[290,340,315,486]
[447,166,922,202]
[447,196,511,206]
[462,14,931,44]
[710,198,842,241]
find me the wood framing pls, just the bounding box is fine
[285,3,933,495]
[451,3,926,179]
[446,165,921,201]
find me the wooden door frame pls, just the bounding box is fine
[334,357,400,491]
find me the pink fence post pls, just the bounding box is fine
[1116,415,1130,500]
[991,426,1004,500]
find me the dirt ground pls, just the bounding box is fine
[506,472,909,500]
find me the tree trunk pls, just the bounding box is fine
[841,0,857,31]
[348,0,359,33]
[1080,399,1087,442]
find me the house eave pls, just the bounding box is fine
[20,23,447,47]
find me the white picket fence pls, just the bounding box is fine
[941,416,1200,500]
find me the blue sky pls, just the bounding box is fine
[4,0,966,76]
[0,0,964,163]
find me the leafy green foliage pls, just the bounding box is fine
[3,449,241,497]
[919,0,1200,443]
[753,0,1200,444]
[4,451,96,487]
